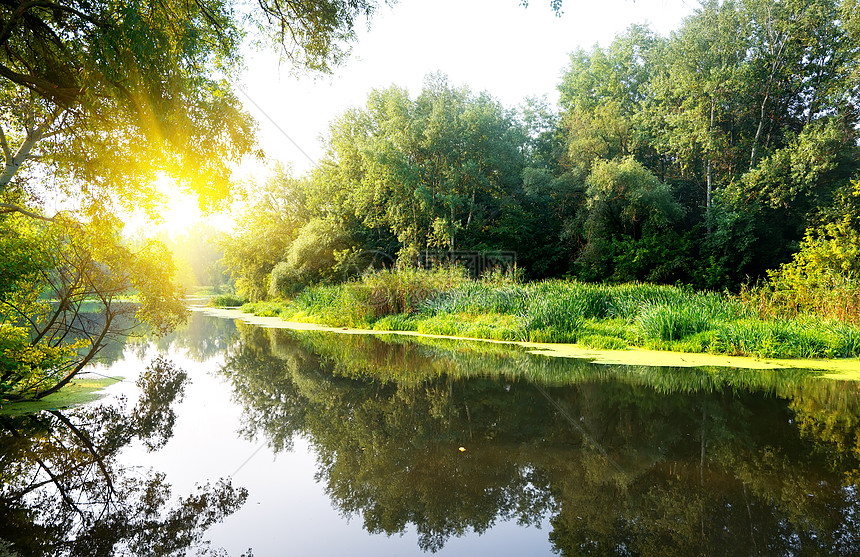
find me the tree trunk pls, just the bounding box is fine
[0,128,42,189]
[750,87,769,169]
[707,98,715,210]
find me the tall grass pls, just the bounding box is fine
[235,269,860,360]
[360,267,470,317]
[739,277,860,326]
[286,267,470,327]
[421,282,530,315]
[635,303,711,342]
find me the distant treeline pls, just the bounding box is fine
[223,0,860,301]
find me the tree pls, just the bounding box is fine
[651,0,750,208]
[1,216,185,402]
[558,24,661,174]
[553,0,860,286]
[221,166,311,300]
[313,75,529,264]
[0,0,396,219]
[0,0,392,400]
[575,157,686,282]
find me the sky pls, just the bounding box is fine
[149,0,699,237]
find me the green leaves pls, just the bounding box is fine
[0,215,187,402]
[312,76,529,258]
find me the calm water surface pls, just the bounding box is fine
[4,311,860,556]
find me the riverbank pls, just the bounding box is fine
[212,273,860,362]
[198,306,860,378]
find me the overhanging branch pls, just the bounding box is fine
[0,202,55,221]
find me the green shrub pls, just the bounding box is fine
[209,294,248,307]
[268,262,306,299]
[763,217,860,325]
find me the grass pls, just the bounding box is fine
[211,269,860,361]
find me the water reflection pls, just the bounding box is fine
[0,357,246,556]
[222,323,860,555]
[5,311,860,555]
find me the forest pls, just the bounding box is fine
[223,0,860,308]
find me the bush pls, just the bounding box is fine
[758,216,860,325]
[268,262,306,299]
[209,294,248,307]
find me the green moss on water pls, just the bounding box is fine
[0,375,120,416]
[200,307,860,376]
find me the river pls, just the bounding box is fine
[3,310,860,556]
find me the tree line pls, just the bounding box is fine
[225,0,860,302]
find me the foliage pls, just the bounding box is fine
[316,74,530,255]
[209,294,249,307]
[635,303,712,342]
[1,0,401,401]
[214,0,860,330]
[0,216,186,402]
[562,157,686,282]
[751,213,860,324]
[237,269,860,359]
[285,217,354,282]
[221,167,311,301]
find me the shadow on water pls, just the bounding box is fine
[221,321,860,555]
[0,356,247,557]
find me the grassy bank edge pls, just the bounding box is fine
[196,307,860,378]
[0,374,120,415]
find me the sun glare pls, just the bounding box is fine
[125,175,236,240]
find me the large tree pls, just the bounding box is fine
[317,75,529,261]
[0,0,386,402]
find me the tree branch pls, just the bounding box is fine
[0,0,107,48]
[0,108,61,190]
[0,63,80,105]
[35,310,114,399]
[0,123,11,162]
[49,410,117,498]
[0,202,55,221]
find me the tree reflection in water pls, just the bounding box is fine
[222,323,860,555]
[0,357,248,557]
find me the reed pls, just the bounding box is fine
[233,270,860,360]
[635,303,712,342]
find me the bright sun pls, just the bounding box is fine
[125,175,222,239]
